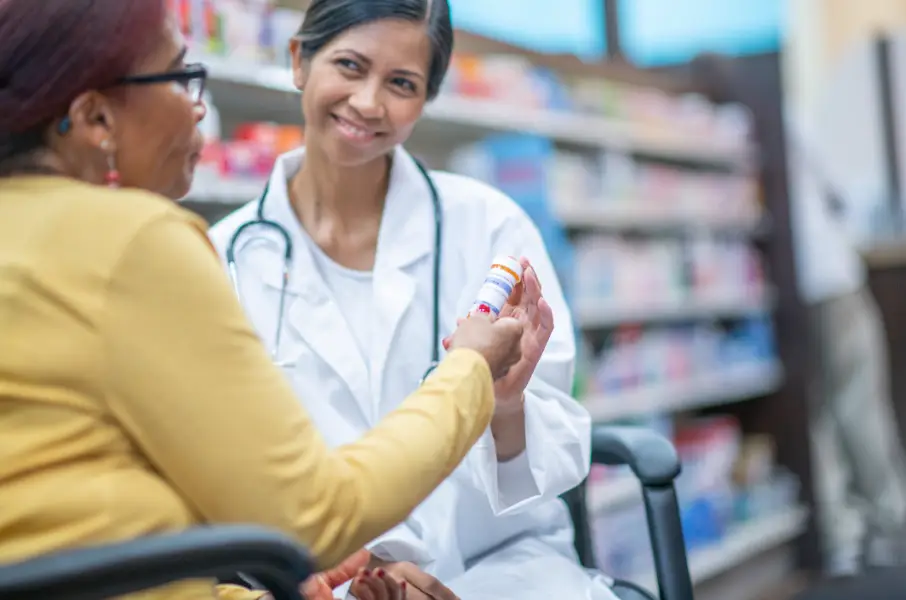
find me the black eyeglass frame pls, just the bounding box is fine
[56,64,209,136]
[115,63,208,102]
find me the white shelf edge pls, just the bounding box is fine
[192,52,755,166]
[635,505,810,591]
[183,176,266,204]
[555,203,766,235]
[183,178,768,237]
[576,289,776,328]
[582,361,784,422]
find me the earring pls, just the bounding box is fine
[100,139,120,188]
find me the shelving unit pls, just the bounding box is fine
[583,359,783,422]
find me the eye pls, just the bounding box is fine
[392,77,416,93]
[336,58,361,72]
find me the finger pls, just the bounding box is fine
[493,316,524,339]
[507,279,524,306]
[350,574,376,600]
[442,336,451,351]
[537,297,554,333]
[320,549,372,588]
[397,567,458,600]
[300,574,334,600]
[362,571,391,600]
[374,569,404,600]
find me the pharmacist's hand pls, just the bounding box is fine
[298,549,371,600]
[447,314,523,380]
[492,257,554,414]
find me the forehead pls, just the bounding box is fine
[321,19,431,73]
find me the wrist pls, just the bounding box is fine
[492,392,526,419]
[490,399,527,462]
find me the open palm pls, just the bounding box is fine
[493,257,554,412]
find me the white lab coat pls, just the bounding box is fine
[208,146,615,599]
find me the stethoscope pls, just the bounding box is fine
[225,159,443,383]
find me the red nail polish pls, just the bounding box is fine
[363,569,371,577]
[401,581,407,589]
[376,568,385,578]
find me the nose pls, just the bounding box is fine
[347,81,385,120]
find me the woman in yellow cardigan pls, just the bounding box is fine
[0,2,538,599]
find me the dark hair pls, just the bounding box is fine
[0,0,166,172]
[297,0,453,100]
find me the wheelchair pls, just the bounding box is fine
[0,425,694,600]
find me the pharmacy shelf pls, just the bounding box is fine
[184,178,769,241]
[555,203,768,236]
[582,360,783,422]
[634,505,809,593]
[192,52,755,167]
[575,289,776,328]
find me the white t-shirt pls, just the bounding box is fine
[306,238,374,373]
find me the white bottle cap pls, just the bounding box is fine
[490,255,523,284]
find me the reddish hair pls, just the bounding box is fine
[0,0,166,163]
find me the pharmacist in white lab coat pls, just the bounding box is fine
[207,0,611,599]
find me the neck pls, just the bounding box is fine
[290,145,390,233]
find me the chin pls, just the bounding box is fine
[163,175,193,202]
[327,141,395,169]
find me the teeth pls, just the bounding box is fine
[336,117,373,140]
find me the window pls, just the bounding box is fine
[450,0,606,59]
[619,0,784,66]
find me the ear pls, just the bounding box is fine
[62,91,118,150]
[289,38,307,91]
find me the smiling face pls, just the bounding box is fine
[290,18,432,167]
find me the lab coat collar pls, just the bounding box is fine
[256,145,435,278]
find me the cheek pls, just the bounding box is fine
[117,90,198,192]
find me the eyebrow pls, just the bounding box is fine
[167,47,188,69]
[337,49,426,81]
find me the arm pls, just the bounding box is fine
[466,212,592,514]
[101,215,495,570]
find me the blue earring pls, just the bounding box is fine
[57,117,71,135]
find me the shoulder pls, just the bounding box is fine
[207,199,259,253]
[429,170,536,234]
[54,180,206,247]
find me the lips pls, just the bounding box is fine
[331,114,379,143]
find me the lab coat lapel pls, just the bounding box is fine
[261,149,373,422]
[371,147,436,409]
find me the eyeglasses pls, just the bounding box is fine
[115,63,208,103]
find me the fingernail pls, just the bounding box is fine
[363,569,371,577]
[401,581,407,590]
[375,568,385,578]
